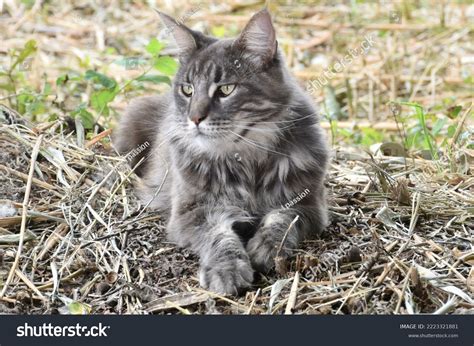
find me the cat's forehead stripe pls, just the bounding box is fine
[208,83,218,98]
[187,60,229,90]
[214,65,223,83]
[205,62,215,76]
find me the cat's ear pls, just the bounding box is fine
[235,9,277,66]
[155,10,197,60]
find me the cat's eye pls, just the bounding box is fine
[181,84,194,97]
[217,84,236,97]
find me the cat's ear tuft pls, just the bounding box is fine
[235,9,277,66]
[155,10,197,61]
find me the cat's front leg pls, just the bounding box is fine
[198,223,254,295]
[167,206,254,295]
[246,208,308,273]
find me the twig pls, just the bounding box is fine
[335,274,366,314]
[365,261,396,303]
[274,215,300,275]
[285,271,300,315]
[36,268,86,290]
[396,192,421,256]
[276,215,300,257]
[450,103,472,149]
[85,128,113,148]
[14,269,46,301]
[246,288,261,315]
[395,265,413,314]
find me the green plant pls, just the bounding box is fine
[1,38,177,132]
[0,39,38,110]
[400,102,439,160]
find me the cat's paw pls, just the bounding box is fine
[246,228,282,273]
[199,256,254,295]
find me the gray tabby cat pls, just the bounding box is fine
[115,9,329,295]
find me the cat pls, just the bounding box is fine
[114,9,329,295]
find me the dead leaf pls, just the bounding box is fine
[105,272,118,284]
[390,178,411,205]
[452,248,474,265]
[447,176,464,186]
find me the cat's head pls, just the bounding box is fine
[158,9,295,156]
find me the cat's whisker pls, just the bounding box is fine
[156,129,181,147]
[233,112,319,125]
[230,127,328,155]
[266,102,320,113]
[231,126,298,148]
[231,124,296,137]
[231,125,281,133]
[228,130,292,158]
[232,122,299,132]
[230,125,294,143]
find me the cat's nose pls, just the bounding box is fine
[190,114,207,126]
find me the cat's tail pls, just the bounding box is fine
[113,95,167,176]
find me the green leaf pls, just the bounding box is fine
[26,100,46,115]
[68,301,91,315]
[137,74,171,85]
[48,113,59,122]
[42,81,52,96]
[463,76,473,85]
[90,88,117,116]
[79,109,94,129]
[154,56,178,76]
[84,70,117,89]
[18,40,37,62]
[447,105,462,119]
[11,40,37,71]
[432,117,447,136]
[56,74,69,86]
[114,57,147,69]
[402,102,438,159]
[407,128,424,150]
[146,38,164,56]
[78,55,91,69]
[17,92,35,114]
[211,25,226,38]
[0,83,15,92]
[399,101,422,109]
[72,105,95,129]
[447,125,456,138]
[105,47,117,55]
[360,127,384,147]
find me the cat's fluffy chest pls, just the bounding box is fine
[174,152,302,213]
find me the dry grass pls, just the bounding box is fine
[0,117,472,314]
[0,0,473,314]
